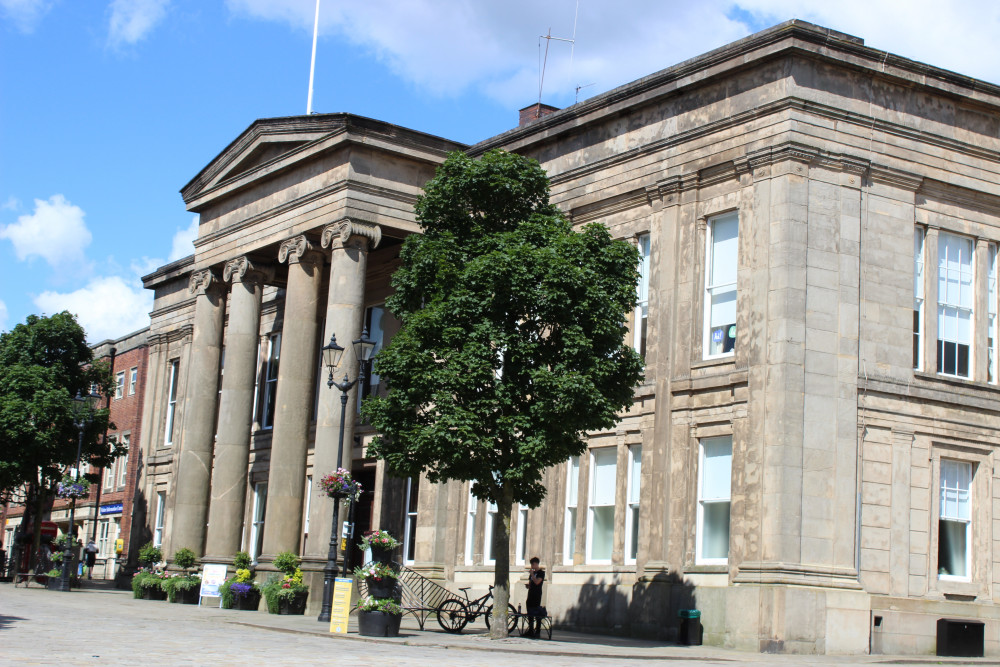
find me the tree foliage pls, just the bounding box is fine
[363,149,643,637]
[0,311,115,499]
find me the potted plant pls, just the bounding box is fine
[130,568,167,600]
[360,530,400,564]
[318,467,362,500]
[44,568,62,590]
[163,547,201,604]
[138,541,163,568]
[261,551,308,615]
[56,474,91,500]
[220,554,261,611]
[354,561,398,599]
[356,596,403,637]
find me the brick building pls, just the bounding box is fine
[1,328,149,581]
[138,21,1000,654]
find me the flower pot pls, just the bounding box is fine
[232,589,261,611]
[173,586,201,605]
[46,576,62,590]
[358,610,402,637]
[278,590,308,615]
[142,586,167,601]
[370,546,395,564]
[365,576,398,600]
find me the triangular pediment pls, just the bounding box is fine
[180,114,352,208]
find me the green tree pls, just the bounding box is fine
[0,312,116,567]
[363,149,644,638]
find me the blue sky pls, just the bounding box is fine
[2,0,999,342]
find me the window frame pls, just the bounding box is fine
[625,444,642,564]
[564,455,580,566]
[634,233,651,359]
[261,334,281,429]
[153,491,166,548]
[118,433,129,488]
[465,485,477,566]
[703,212,739,360]
[484,499,499,566]
[938,458,973,582]
[249,482,268,564]
[936,232,975,379]
[696,435,733,566]
[914,226,925,371]
[515,505,528,567]
[164,360,179,447]
[989,243,998,384]
[114,371,125,400]
[586,447,617,565]
[403,477,419,565]
[128,366,138,395]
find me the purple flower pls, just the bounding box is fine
[230,583,253,597]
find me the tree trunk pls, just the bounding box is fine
[489,484,514,639]
[29,481,44,572]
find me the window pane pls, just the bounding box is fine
[628,446,642,505]
[567,456,580,506]
[710,290,737,328]
[565,506,577,564]
[710,214,739,287]
[591,448,617,506]
[938,519,967,578]
[628,506,640,561]
[702,501,731,560]
[590,505,614,561]
[701,437,733,501]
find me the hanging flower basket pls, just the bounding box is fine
[56,475,91,500]
[318,468,362,500]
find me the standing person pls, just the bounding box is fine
[525,556,545,638]
[84,540,98,579]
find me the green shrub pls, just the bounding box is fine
[233,551,252,570]
[162,573,201,602]
[130,570,160,599]
[272,551,300,576]
[172,547,197,570]
[138,542,162,567]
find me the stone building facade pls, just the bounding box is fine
[139,21,1000,654]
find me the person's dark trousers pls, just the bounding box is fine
[526,607,542,638]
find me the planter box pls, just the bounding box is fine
[358,610,402,637]
[142,586,167,601]
[365,576,399,600]
[231,590,262,611]
[45,576,62,591]
[277,591,308,615]
[173,587,201,605]
[370,547,395,564]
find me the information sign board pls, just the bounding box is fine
[199,564,228,607]
[329,577,353,634]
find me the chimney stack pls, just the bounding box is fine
[518,103,560,127]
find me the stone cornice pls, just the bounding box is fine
[733,561,863,589]
[191,181,415,251]
[472,20,1000,158]
[918,178,1000,215]
[148,324,193,347]
[223,256,274,286]
[277,235,324,266]
[321,218,382,251]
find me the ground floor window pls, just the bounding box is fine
[697,435,732,564]
[587,448,617,563]
[153,492,165,548]
[403,477,419,565]
[939,458,972,580]
[249,483,267,564]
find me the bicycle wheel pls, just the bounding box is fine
[483,604,519,633]
[436,598,469,633]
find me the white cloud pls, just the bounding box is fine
[0,0,52,33]
[168,215,198,262]
[107,0,170,47]
[2,196,19,211]
[226,0,1000,107]
[0,299,8,333]
[0,194,91,269]
[34,276,152,342]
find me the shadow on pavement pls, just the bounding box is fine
[0,614,27,630]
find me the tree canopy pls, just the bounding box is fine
[363,149,644,637]
[0,311,114,500]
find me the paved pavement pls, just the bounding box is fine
[1,583,997,666]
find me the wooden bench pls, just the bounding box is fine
[14,572,48,588]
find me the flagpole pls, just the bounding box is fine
[306,0,320,114]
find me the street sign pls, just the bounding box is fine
[329,577,353,634]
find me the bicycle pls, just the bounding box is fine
[436,585,518,634]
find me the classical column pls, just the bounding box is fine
[304,219,380,562]
[169,269,225,557]
[203,257,273,562]
[260,236,325,559]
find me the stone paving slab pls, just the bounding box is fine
[2,584,999,666]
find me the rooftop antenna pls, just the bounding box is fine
[575,82,595,103]
[536,0,581,116]
[306,0,320,114]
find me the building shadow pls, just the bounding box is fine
[560,571,696,642]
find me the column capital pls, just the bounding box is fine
[189,268,223,296]
[223,256,274,286]
[321,218,381,252]
[278,235,324,267]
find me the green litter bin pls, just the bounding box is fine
[678,609,702,645]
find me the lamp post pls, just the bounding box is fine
[58,388,100,592]
[317,328,375,623]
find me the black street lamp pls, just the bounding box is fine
[58,388,100,592]
[317,328,376,623]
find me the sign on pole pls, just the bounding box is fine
[200,564,228,607]
[329,577,353,634]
